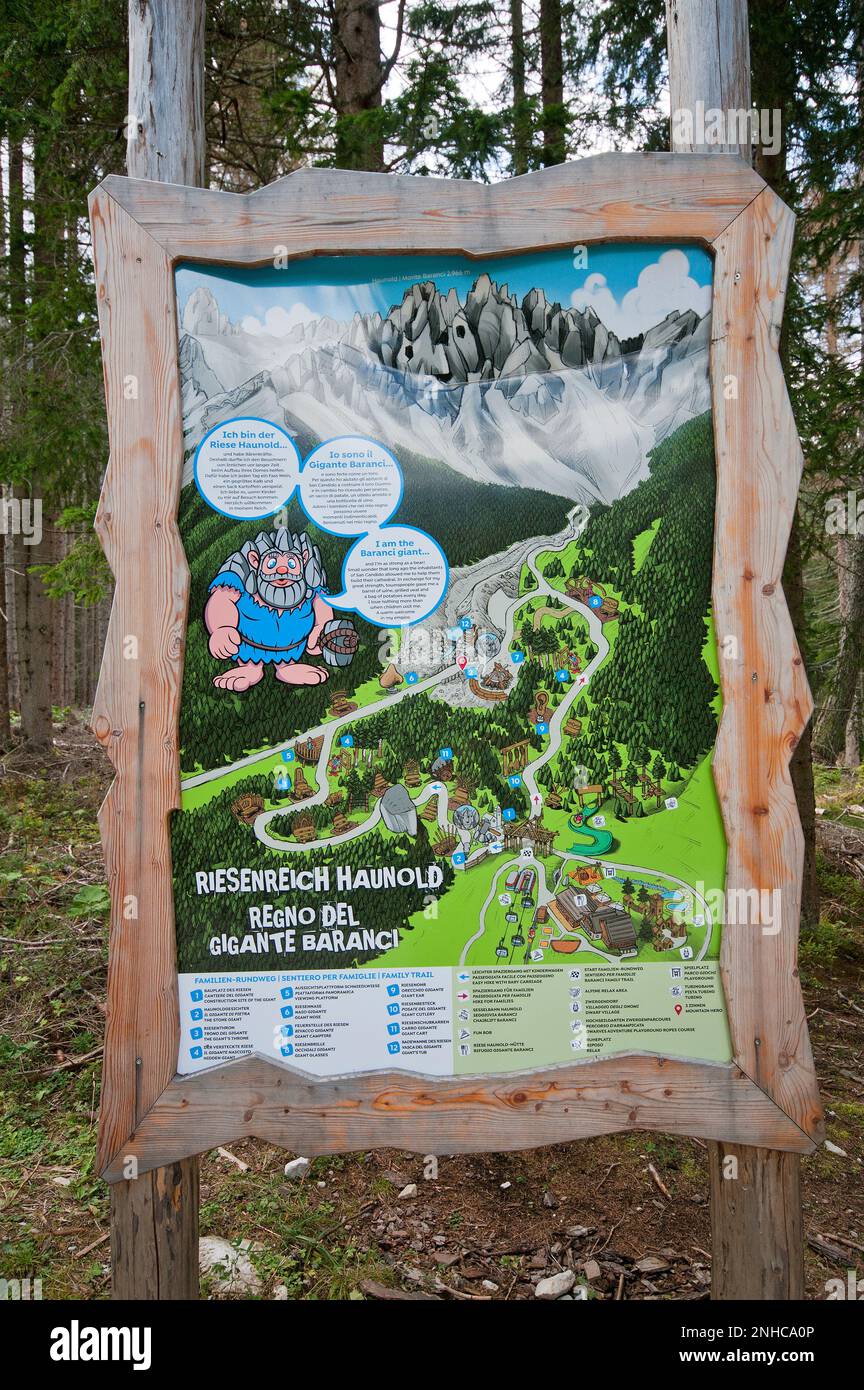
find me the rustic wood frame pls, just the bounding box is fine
[89,154,823,1181]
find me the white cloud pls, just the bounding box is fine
[570,250,711,340]
[240,303,318,337]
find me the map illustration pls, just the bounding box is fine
[171,246,732,1078]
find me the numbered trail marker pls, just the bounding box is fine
[89,157,821,1198]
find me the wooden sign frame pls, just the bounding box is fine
[89,154,823,1182]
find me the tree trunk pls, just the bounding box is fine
[15,142,57,750]
[4,142,26,727]
[0,524,10,749]
[667,0,751,156]
[333,0,384,171]
[11,512,53,748]
[510,0,530,175]
[0,157,9,749]
[539,0,565,165]
[107,0,207,1302]
[127,0,206,184]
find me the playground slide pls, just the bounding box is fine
[567,803,614,857]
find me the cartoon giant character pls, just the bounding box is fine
[204,526,357,691]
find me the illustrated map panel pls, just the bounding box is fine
[171,245,731,1077]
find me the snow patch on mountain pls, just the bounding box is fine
[177,276,710,504]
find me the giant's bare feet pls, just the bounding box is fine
[275,662,329,686]
[213,660,264,691]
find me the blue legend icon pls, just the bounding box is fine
[191,1007,203,1021]
[191,989,203,1002]
[190,1046,203,1059]
[281,1005,294,1018]
[387,1022,401,1036]
[191,1027,203,1040]
[387,1041,401,1055]
[281,1024,294,1037]
[281,1043,294,1057]
[387,1002,400,1016]
[280,986,294,1000]
[387,983,400,996]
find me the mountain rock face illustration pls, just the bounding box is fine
[178,277,710,503]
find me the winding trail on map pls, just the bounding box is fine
[180,509,714,960]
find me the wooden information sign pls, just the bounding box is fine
[89,155,823,1189]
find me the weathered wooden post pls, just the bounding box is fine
[667,0,806,1300]
[107,0,206,1301]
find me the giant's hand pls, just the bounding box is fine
[209,626,241,659]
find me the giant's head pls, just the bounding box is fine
[217,527,327,611]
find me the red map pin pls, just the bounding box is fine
[674,1003,683,1016]
[457,655,467,670]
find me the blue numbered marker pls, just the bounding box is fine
[588,594,602,609]
[508,773,522,788]
[459,616,472,631]
[340,734,354,748]
[555,668,570,683]
[502,807,516,822]
[465,666,478,679]
[439,746,453,761]
[406,671,419,684]
[281,748,295,762]
[511,650,526,665]
[536,721,549,735]
[453,850,466,865]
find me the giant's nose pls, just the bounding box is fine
[275,557,290,574]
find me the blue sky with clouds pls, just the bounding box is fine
[176,243,713,342]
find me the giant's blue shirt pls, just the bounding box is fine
[209,572,321,665]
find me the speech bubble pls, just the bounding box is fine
[193,416,301,520]
[329,525,448,626]
[299,436,403,537]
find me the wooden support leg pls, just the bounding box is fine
[709,1142,803,1299]
[111,1158,200,1300]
